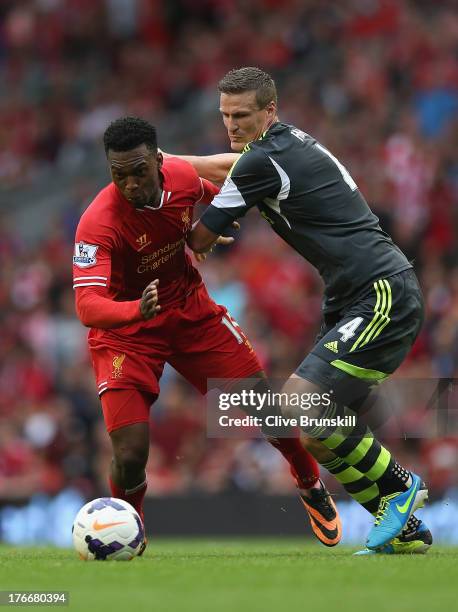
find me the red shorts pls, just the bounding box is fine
[90,284,262,432]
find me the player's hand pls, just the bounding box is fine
[140,279,161,320]
[192,222,240,262]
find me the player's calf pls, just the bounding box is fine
[299,433,336,464]
[109,421,150,524]
[110,422,150,489]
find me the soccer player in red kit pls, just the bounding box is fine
[72,116,341,550]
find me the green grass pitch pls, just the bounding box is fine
[0,540,456,612]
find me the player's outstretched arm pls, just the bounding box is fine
[187,220,237,254]
[161,151,238,183]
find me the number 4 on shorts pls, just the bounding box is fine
[337,317,364,342]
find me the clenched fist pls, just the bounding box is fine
[140,279,161,320]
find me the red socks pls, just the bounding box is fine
[268,437,319,488]
[109,477,147,523]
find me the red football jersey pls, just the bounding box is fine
[73,157,219,334]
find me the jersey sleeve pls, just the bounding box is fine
[73,215,114,290]
[199,149,282,234]
[73,215,142,328]
[179,158,220,205]
[195,177,220,205]
[164,157,220,206]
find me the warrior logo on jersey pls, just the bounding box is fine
[112,353,126,378]
[73,242,98,268]
[136,233,151,251]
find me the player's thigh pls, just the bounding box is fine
[101,388,157,435]
[169,317,262,394]
[170,285,262,393]
[296,269,424,405]
[170,343,262,394]
[90,344,166,399]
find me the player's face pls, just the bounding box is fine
[108,144,163,208]
[219,91,277,152]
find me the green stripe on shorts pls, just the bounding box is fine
[350,279,392,352]
[331,359,388,381]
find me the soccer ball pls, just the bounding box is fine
[72,497,145,561]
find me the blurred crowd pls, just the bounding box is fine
[0,0,457,502]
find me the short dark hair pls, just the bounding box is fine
[218,67,277,108]
[103,116,157,154]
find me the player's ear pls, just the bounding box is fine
[156,150,163,168]
[266,100,276,119]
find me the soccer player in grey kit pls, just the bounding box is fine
[183,67,431,555]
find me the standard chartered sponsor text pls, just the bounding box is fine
[137,238,185,273]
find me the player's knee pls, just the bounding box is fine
[114,445,148,474]
[280,376,329,426]
[280,401,298,422]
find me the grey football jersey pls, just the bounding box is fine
[201,122,411,312]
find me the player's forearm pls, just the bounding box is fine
[75,289,143,329]
[164,153,238,183]
[187,220,219,253]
